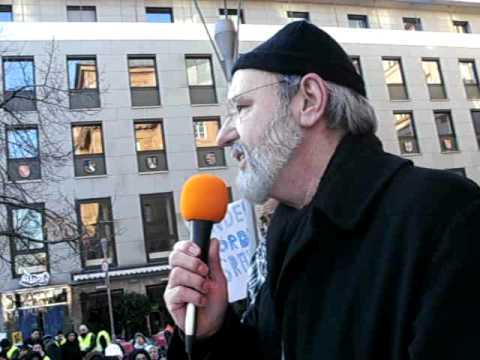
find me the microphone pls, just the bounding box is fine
[180,174,229,358]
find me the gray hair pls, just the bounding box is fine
[278,74,377,135]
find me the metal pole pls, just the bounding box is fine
[101,238,116,342]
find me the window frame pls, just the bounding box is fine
[347,14,369,29]
[403,17,423,31]
[2,56,37,111]
[218,8,245,23]
[66,5,97,22]
[134,119,169,173]
[185,55,217,105]
[193,117,226,168]
[5,125,42,181]
[140,192,179,262]
[76,197,117,269]
[434,110,459,152]
[7,203,49,278]
[71,122,107,177]
[393,111,421,155]
[0,5,13,21]
[286,11,310,21]
[127,55,161,107]
[421,58,447,100]
[453,20,470,33]
[382,57,409,101]
[66,55,101,109]
[145,7,174,23]
[459,59,480,99]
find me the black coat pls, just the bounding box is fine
[168,134,480,360]
[61,341,82,360]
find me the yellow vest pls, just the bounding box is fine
[6,346,19,359]
[94,330,111,352]
[43,356,51,360]
[79,333,95,351]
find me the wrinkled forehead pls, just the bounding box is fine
[228,69,279,101]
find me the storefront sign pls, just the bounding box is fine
[19,272,50,287]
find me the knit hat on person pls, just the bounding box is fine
[231,21,366,97]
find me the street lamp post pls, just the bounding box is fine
[100,237,116,342]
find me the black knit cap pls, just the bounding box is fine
[231,21,366,97]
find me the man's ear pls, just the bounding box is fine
[296,73,328,128]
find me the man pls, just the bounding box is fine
[46,332,65,360]
[24,330,42,348]
[165,21,480,359]
[32,343,50,360]
[0,339,19,360]
[78,325,95,357]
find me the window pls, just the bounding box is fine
[434,111,458,152]
[128,56,160,107]
[8,205,48,278]
[81,290,123,333]
[67,56,100,109]
[453,20,470,34]
[77,198,115,268]
[146,284,170,333]
[348,14,369,28]
[459,60,480,99]
[186,56,217,105]
[394,112,420,154]
[287,11,310,22]
[350,56,363,76]
[445,168,466,177]
[382,58,408,100]
[193,118,225,168]
[6,126,41,181]
[422,59,446,100]
[403,17,422,31]
[145,7,173,23]
[67,6,97,22]
[0,5,13,22]
[140,193,179,261]
[218,8,245,24]
[134,121,168,172]
[2,57,36,111]
[71,124,106,177]
[470,110,480,148]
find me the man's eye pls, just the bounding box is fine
[237,105,248,113]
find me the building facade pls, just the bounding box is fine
[1,0,480,337]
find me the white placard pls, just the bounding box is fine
[211,199,257,302]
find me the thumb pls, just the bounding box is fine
[208,238,224,280]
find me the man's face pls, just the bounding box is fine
[57,334,65,342]
[79,326,87,335]
[32,331,40,339]
[136,336,145,345]
[32,344,42,353]
[219,70,303,203]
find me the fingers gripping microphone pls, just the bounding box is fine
[180,174,229,358]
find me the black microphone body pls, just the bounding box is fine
[185,220,214,358]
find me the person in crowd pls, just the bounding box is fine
[78,325,96,357]
[0,339,19,360]
[145,345,158,360]
[25,353,42,360]
[24,330,42,349]
[104,344,124,360]
[128,349,151,360]
[31,344,49,360]
[94,330,111,354]
[165,20,480,360]
[46,332,63,360]
[132,334,147,350]
[60,332,82,360]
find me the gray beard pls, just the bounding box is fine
[235,104,303,204]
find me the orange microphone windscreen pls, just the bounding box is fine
[180,174,229,222]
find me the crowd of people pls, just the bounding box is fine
[0,324,174,360]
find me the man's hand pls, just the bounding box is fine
[164,238,228,339]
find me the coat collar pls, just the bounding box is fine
[312,133,412,231]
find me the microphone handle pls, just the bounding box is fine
[185,220,214,358]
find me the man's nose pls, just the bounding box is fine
[216,121,239,147]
